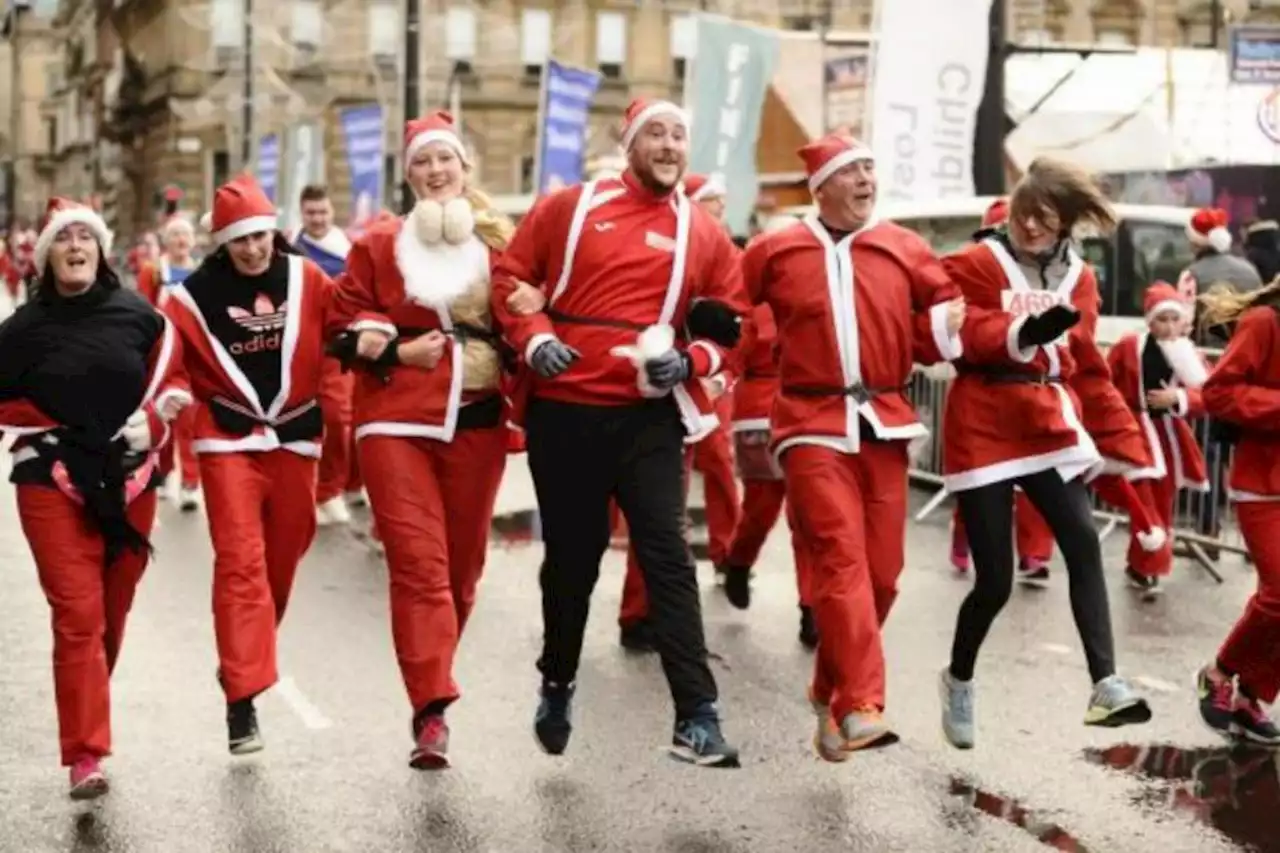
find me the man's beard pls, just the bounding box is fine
[633,158,681,195]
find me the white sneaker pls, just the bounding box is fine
[316,496,353,526]
[179,487,202,512]
[344,489,368,508]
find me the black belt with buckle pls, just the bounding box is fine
[780,382,905,405]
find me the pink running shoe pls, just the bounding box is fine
[950,531,970,573]
[409,714,450,770]
[69,756,108,800]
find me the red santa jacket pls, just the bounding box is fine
[1106,332,1209,491]
[1202,305,1280,499]
[490,172,747,442]
[731,303,779,431]
[0,313,191,450]
[136,257,180,307]
[164,254,331,457]
[327,214,510,443]
[744,215,963,457]
[942,238,1146,491]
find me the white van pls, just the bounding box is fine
[780,197,1196,346]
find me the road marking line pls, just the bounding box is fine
[1037,643,1072,656]
[1132,675,1179,694]
[275,675,333,730]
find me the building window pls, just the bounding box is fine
[596,11,627,76]
[1011,0,1068,44]
[291,0,322,49]
[368,0,399,62]
[521,8,552,73]
[446,6,477,61]
[783,16,817,31]
[1091,0,1142,46]
[210,0,245,50]
[520,154,535,193]
[670,13,696,79]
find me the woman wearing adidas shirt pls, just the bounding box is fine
[163,174,334,756]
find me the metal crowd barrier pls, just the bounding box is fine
[904,346,1245,583]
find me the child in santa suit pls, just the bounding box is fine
[1104,282,1210,596]
[164,175,333,756]
[1193,281,1280,747]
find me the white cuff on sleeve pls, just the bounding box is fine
[154,388,194,419]
[350,320,399,339]
[929,301,964,362]
[1006,315,1037,363]
[688,340,723,376]
[1175,389,1189,417]
[524,333,559,364]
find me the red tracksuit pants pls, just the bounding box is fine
[17,485,157,766]
[158,406,200,490]
[726,479,814,605]
[690,408,741,566]
[783,441,909,720]
[952,491,1052,562]
[359,429,506,713]
[202,450,317,703]
[316,358,355,504]
[1216,502,1280,704]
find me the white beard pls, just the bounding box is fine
[1156,336,1208,389]
[395,208,490,309]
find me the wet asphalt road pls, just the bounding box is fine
[1,463,1277,853]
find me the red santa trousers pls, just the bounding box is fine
[725,479,814,605]
[1216,502,1280,704]
[1091,473,1170,577]
[618,448,693,627]
[359,429,506,712]
[783,441,908,720]
[201,450,317,703]
[952,491,1053,563]
[1126,476,1176,577]
[316,357,355,504]
[689,396,741,566]
[158,405,201,490]
[17,485,156,766]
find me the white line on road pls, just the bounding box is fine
[1132,675,1180,694]
[275,675,333,730]
[1037,643,1073,656]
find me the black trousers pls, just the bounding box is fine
[526,396,718,719]
[950,468,1116,684]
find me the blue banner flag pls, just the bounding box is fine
[257,134,280,204]
[535,60,602,195]
[340,104,386,228]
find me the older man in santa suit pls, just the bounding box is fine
[745,133,965,760]
[492,98,747,768]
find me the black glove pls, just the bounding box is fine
[530,339,579,378]
[1017,304,1080,349]
[325,331,360,371]
[645,349,692,390]
[686,299,742,348]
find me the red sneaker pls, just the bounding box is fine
[409,714,450,770]
[69,756,108,800]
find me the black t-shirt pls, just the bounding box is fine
[185,253,289,408]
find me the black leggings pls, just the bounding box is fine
[949,469,1116,684]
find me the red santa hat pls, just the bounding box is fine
[1143,281,1191,323]
[683,172,726,202]
[33,196,114,276]
[982,198,1009,229]
[620,97,689,152]
[208,174,277,246]
[403,110,470,165]
[1187,207,1232,253]
[798,133,875,193]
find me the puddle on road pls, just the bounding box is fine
[489,509,713,556]
[949,778,1090,851]
[1085,743,1280,852]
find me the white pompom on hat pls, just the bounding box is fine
[1187,207,1233,254]
[33,196,114,276]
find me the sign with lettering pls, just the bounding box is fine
[1230,25,1280,84]
[686,14,779,236]
[1001,290,1065,316]
[533,60,602,195]
[869,0,993,203]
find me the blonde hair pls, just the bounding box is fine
[464,186,514,250]
[1198,278,1280,329]
[1009,157,1117,236]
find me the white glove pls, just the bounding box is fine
[120,410,152,452]
[610,324,676,399]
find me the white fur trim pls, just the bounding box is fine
[1136,527,1167,553]
[690,174,726,202]
[929,301,964,361]
[394,220,489,309]
[34,207,114,275]
[350,320,398,339]
[405,129,468,165]
[154,388,194,417]
[808,145,875,192]
[211,214,278,246]
[1144,299,1190,323]
[199,211,213,231]
[1187,221,1233,253]
[1006,315,1037,363]
[1174,389,1189,417]
[1157,336,1209,389]
[688,340,722,376]
[621,101,689,151]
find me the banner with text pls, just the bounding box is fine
[869,0,993,202]
[257,134,280,204]
[687,15,779,235]
[340,104,386,228]
[535,60,602,195]
[824,43,870,137]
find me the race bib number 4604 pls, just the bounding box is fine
[1001,290,1065,316]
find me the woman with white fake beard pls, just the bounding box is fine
[328,111,540,770]
[0,198,190,798]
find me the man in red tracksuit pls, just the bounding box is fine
[615,172,742,652]
[491,98,748,768]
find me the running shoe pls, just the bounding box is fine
[619,620,655,653]
[839,706,897,751]
[722,565,751,609]
[1233,694,1280,747]
[807,691,848,763]
[939,668,976,749]
[1195,666,1236,739]
[1084,675,1152,727]
[227,698,264,755]
[1017,558,1050,589]
[69,756,108,801]
[669,714,740,767]
[409,714,450,769]
[798,605,818,650]
[534,682,574,755]
[1125,567,1162,599]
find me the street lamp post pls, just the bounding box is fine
[241,0,253,170]
[973,0,1006,194]
[400,0,420,214]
